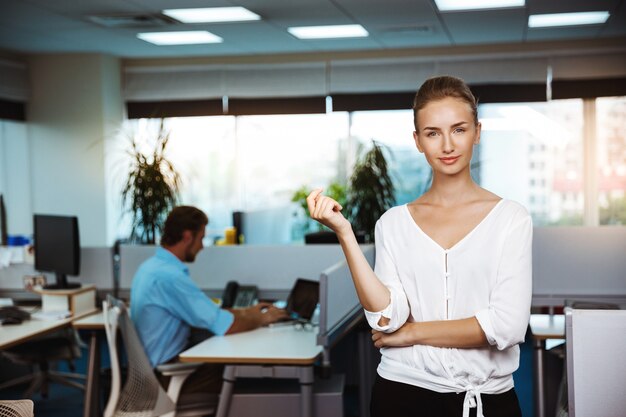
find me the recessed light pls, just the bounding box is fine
[434,0,524,12]
[137,31,223,45]
[288,24,368,39]
[162,7,260,23]
[528,11,610,28]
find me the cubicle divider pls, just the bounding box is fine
[119,244,352,295]
[532,227,626,307]
[317,245,374,349]
[0,247,113,293]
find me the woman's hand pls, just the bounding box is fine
[306,188,352,234]
[372,323,417,348]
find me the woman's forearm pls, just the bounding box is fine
[336,225,391,313]
[373,317,489,349]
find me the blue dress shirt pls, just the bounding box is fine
[130,247,234,367]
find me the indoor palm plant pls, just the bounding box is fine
[122,119,180,244]
[346,141,395,242]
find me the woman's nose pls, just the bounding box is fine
[442,134,454,153]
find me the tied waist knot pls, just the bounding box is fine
[462,386,484,417]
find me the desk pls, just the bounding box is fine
[0,316,74,350]
[72,312,104,417]
[529,314,565,417]
[0,308,98,350]
[179,325,323,417]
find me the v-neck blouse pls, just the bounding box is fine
[364,199,532,416]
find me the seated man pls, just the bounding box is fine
[131,205,287,393]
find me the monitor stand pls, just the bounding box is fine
[43,272,81,290]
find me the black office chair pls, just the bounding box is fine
[0,328,85,398]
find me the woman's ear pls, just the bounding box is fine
[413,130,424,153]
[474,122,482,145]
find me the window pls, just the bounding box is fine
[114,95,623,243]
[350,110,431,205]
[479,100,584,226]
[596,97,626,225]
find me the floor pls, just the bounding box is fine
[1,331,539,417]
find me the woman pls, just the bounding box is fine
[307,75,531,417]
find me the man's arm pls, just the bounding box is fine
[225,303,288,334]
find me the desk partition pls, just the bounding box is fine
[317,245,374,349]
[0,247,113,299]
[119,244,349,293]
[532,227,626,306]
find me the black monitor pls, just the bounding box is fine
[34,214,81,290]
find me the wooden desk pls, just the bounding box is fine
[0,309,96,350]
[529,314,565,417]
[179,325,323,417]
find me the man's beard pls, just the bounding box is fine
[184,249,196,263]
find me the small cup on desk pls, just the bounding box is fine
[224,227,237,245]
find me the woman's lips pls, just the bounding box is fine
[439,156,460,165]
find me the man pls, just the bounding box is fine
[131,205,287,393]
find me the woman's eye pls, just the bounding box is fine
[454,128,465,134]
[427,131,438,137]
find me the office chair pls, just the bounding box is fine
[0,399,34,417]
[0,328,85,398]
[103,295,216,417]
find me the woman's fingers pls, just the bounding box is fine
[306,188,323,215]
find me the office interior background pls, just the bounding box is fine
[0,0,625,245]
[0,0,625,416]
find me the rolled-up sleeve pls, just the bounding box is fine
[475,211,532,350]
[364,220,410,332]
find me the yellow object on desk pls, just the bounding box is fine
[224,227,237,244]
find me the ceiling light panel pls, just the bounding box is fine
[288,24,368,39]
[435,0,525,12]
[162,7,260,23]
[137,31,223,45]
[528,11,610,28]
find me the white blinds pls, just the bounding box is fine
[123,51,626,101]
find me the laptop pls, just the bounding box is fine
[271,278,319,326]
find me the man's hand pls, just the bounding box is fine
[250,302,289,326]
[306,188,352,235]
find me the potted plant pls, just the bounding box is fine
[346,141,395,242]
[122,119,180,244]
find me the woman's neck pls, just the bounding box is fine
[425,170,480,207]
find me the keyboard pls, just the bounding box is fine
[0,306,31,321]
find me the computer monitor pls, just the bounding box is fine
[34,214,81,290]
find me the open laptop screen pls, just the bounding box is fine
[286,278,319,321]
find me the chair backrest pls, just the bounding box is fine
[565,308,626,417]
[103,295,175,417]
[0,400,34,417]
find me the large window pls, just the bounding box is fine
[115,96,624,243]
[480,100,584,226]
[596,97,626,225]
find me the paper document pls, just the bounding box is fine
[32,310,72,321]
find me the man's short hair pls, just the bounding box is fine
[160,206,208,246]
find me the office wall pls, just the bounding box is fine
[0,120,31,236]
[26,53,123,245]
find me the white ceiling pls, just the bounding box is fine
[0,0,624,59]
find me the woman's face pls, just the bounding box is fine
[413,96,481,176]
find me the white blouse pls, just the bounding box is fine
[364,199,532,417]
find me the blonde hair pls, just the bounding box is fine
[412,75,478,130]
